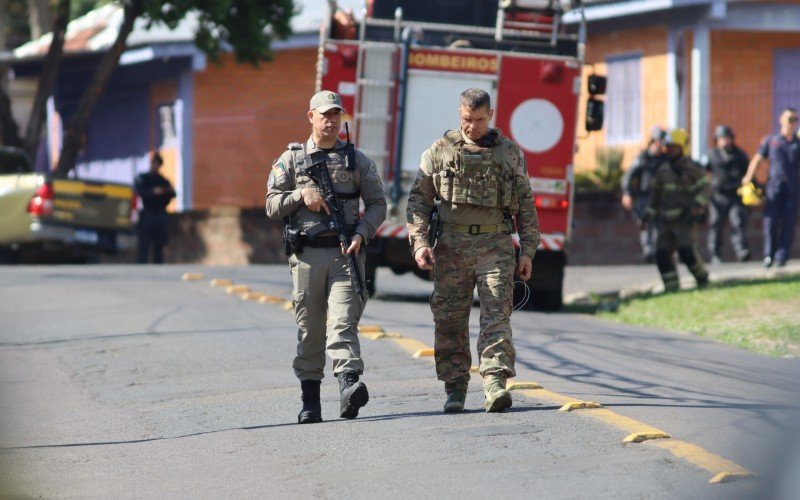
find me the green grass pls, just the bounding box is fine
[597,274,800,357]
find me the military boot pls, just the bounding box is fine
[337,371,369,419]
[443,380,469,413]
[298,379,322,424]
[483,374,512,413]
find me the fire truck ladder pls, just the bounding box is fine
[352,39,395,189]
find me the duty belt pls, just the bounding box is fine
[300,235,342,248]
[441,223,510,235]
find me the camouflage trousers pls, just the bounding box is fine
[431,231,517,385]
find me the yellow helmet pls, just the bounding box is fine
[737,182,764,207]
[667,128,690,156]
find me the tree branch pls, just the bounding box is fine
[54,0,144,177]
[23,0,70,160]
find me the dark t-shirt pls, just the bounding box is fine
[757,134,800,189]
[134,171,175,211]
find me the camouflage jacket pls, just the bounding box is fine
[645,157,711,223]
[406,128,540,258]
[265,136,387,242]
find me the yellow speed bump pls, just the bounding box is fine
[258,295,286,304]
[413,348,435,358]
[507,381,543,391]
[359,325,383,333]
[559,401,603,412]
[241,292,265,301]
[623,431,671,443]
[709,471,753,484]
[282,301,294,311]
[209,278,233,287]
[226,285,250,295]
[361,331,386,340]
[181,272,204,281]
[469,365,479,373]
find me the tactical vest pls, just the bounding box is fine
[431,129,519,213]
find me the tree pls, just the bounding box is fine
[0,0,70,157]
[1,0,295,176]
[54,0,295,177]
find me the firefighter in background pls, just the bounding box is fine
[621,126,667,263]
[642,129,711,292]
[701,125,751,264]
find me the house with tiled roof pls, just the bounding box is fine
[5,0,361,211]
[568,0,800,175]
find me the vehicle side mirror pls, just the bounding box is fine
[585,97,604,132]
[588,75,606,95]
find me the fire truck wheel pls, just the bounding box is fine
[365,252,379,297]
[517,250,566,311]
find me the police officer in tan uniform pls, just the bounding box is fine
[266,91,387,424]
[406,88,540,413]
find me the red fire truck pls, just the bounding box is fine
[317,0,601,309]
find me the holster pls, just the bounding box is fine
[283,226,303,256]
[427,207,441,247]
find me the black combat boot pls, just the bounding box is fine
[337,371,369,419]
[298,379,322,424]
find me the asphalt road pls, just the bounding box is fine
[1,264,799,499]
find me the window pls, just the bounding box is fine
[605,54,642,145]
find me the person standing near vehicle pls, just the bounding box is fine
[702,125,751,263]
[742,107,800,267]
[643,128,711,292]
[621,126,667,263]
[134,151,175,264]
[406,88,540,414]
[265,90,386,424]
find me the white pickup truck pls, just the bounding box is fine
[0,147,136,262]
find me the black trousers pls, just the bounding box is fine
[707,192,749,259]
[137,210,169,264]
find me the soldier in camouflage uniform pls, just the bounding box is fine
[643,128,711,292]
[406,88,540,413]
[266,91,387,424]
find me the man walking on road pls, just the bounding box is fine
[643,128,711,292]
[134,151,175,264]
[265,91,387,424]
[702,125,751,263]
[621,126,667,263]
[742,107,800,268]
[406,88,540,413]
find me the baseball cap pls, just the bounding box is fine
[309,90,345,113]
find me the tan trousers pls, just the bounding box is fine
[289,247,366,381]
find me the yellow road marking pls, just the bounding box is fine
[181,272,204,281]
[653,440,755,483]
[198,276,755,484]
[226,285,250,295]
[507,381,542,390]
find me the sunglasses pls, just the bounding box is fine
[789,117,799,123]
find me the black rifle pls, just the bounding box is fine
[304,152,367,302]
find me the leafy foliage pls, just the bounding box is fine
[574,146,625,193]
[139,0,296,64]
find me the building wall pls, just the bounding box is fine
[576,26,669,174]
[192,48,318,209]
[709,30,800,162]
